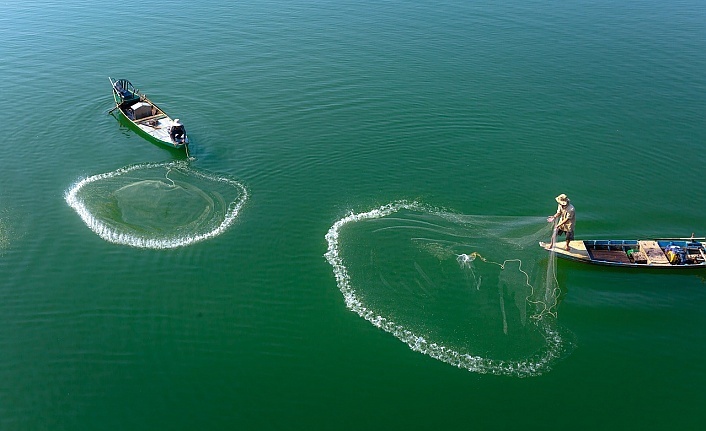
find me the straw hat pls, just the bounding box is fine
[555,193,569,205]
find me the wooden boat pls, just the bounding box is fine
[109,77,189,151]
[539,237,706,269]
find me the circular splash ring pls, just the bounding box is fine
[65,161,248,249]
[324,200,570,377]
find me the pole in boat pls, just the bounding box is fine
[654,236,706,241]
[107,77,121,114]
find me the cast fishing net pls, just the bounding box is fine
[325,201,572,377]
[65,161,248,249]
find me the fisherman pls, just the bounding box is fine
[169,119,186,143]
[547,193,575,251]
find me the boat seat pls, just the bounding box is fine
[114,82,136,100]
[136,113,167,124]
[638,240,670,264]
[120,96,140,106]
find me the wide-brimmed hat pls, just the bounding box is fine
[555,193,569,205]
[173,119,182,126]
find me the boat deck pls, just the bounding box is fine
[135,116,173,143]
[540,241,590,260]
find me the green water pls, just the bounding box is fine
[2,0,706,429]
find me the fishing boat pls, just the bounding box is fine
[109,77,189,151]
[539,237,706,269]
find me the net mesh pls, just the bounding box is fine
[325,201,572,377]
[65,161,248,249]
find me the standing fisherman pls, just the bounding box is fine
[547,193,575,251]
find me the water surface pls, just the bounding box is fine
[1,0,705,429]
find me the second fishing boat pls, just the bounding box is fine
[109,77,189,152]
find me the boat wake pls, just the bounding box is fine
[324,201,574,377]
[65,161,248,249]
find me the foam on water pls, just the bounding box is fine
[65,161,248,249]
[324,200,572,377]
[0,215,8,251]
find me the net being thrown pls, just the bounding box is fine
[325,201,572,377]
[456,250,558,321]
